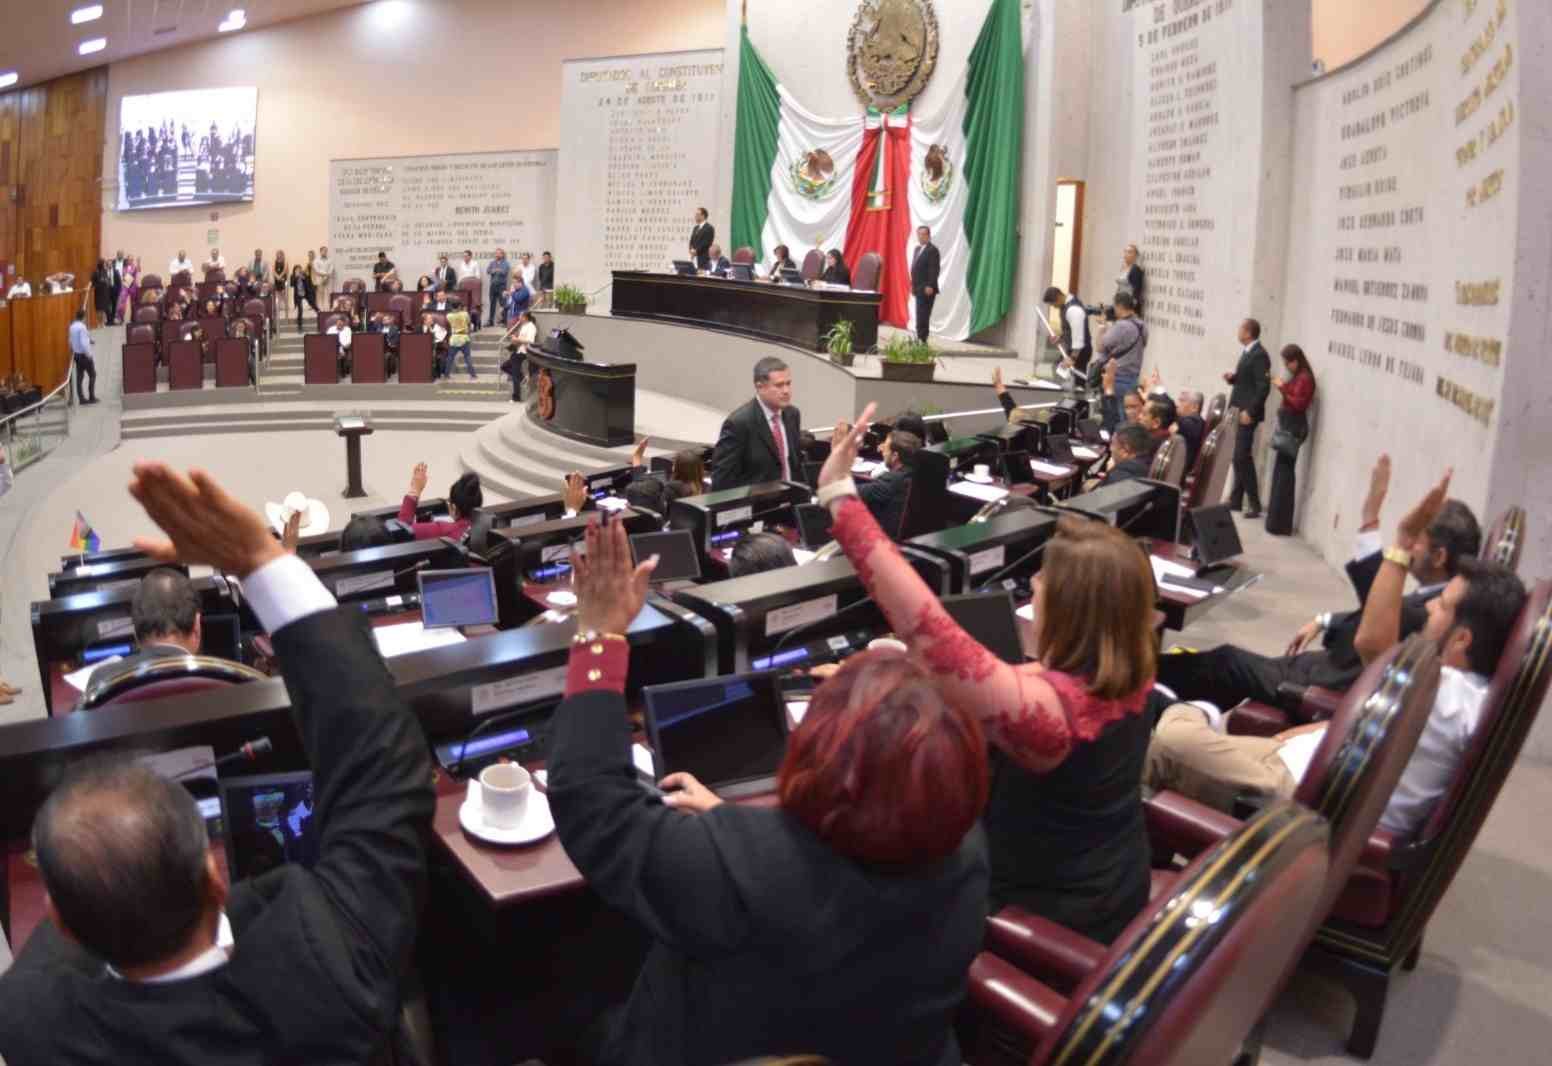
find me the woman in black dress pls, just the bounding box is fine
[820,248,851,287]
[91,261,115,325]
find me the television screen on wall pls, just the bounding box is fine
[116,87,257,211]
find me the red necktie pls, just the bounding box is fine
[771,413,788,479]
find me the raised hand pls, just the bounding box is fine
[992,366,1005,393]
[818,403,878,493]
[1361,454,1391,529]
[1396,469,1453,551]
[571,513,656,637]
[281,510,302,554]
[129,463,283,578]
[563,471,588,514]
[631,436,651,467]
[409,461,429,497]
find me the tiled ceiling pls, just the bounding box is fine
[0,1,371,91]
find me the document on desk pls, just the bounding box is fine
[787,700,811,726]
[64,656,119,691]
[1072,445,1101,460]
[949,481,1009,503]
[1031,460,1075,477]
[372,621,467,659]
[793,548,818,565]
[1150,556,1199,583]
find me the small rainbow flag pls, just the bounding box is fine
[68,511,101,552]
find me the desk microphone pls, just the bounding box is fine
[769,594,877,656]
[172,736,274,779]
[393,559,431,579]
[974,540,1052,592]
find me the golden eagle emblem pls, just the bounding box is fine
[847,0,940,111]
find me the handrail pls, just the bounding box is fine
[0,373,73,430]
[922,401,1063,423]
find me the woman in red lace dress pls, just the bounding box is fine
[816,404,1159,941]
[1266,343,1317,536]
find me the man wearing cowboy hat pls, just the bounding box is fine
[265,492,332,549]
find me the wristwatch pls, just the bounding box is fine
[1382,546,1413,570]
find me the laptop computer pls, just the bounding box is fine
[219,771,319,880]
[630,529,703,583]
[643,672,790,799]
[779,267,804,285]
[730,263,755,281]
[417,568,499,629]
[672,259,697,276]
[940,590,1026,664]
[1186,504,1244,571]
[1002,450,1036,486]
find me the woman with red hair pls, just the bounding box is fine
[814,403,1159,943]
[547,515,989,1066]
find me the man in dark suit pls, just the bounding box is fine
[689,207,715,272]
[435,254,457,291]
[1099,425,1154,487]
[710,357,802,490]
[0,462,435,1065]
[705,243,732,278]
[1157,456,1481,710]
[910,225,941,343]
[858,429,920,538]
[1173,390,1207,469]
[1224,318,1272,518]
[77,567,237,707]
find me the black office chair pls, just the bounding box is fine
[81,655,268,710]
[463,508,496,556]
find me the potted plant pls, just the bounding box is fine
[553,284,588,315]
[878,335,937,383]
[824,319,856,367]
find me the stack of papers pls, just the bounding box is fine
[793,548,818,565]
[1073,445,1101,460]
[950,481,1009,503]
[1031,460,1074,477]
[1149,556,1198,582]
[372,622,467,659]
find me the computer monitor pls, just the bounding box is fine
[417,568,500,628]
[672,259,697,275]
[630,530,703,583]
[730,263,755,281]
[1002,451,1035,486]
[220,771,319,880]
[1186,504,1244,568]
[795,503,833,548]
[643,672,789,799]
[1046,434,1076,464]
[939,590,1025,664]
[779,266,804,285]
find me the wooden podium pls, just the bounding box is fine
[167,341,204,390]
[303,334,339,384]
[399,333,433,383]
[214,338,249,387]
[352,333,387,383]
[122,343,157,394]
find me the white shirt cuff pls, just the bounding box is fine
[1353,529,1382,562]
[240,553,338,635]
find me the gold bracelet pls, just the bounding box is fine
[572,628,627,648]
[1382,546,1413,570]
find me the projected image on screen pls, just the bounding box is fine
[117,87,258,211]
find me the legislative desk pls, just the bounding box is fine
[610,269,882,354]
[524,346,637,448]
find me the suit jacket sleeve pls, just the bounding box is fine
[926,247,941,290]
[1249,348,1272,417]
[267,606,435,1004]
[710,411,747,491]
[547,689,751,955]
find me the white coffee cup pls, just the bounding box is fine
[973,464,991,480]
[478,763,531,829]
[868,637,908,655]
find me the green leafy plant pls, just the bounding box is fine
[824,319,856,365]
[553,284,588,312]
[878,335,937,364]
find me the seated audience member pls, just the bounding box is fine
[326,317,353,377]
[1142,394,1176,454]
[1173,389,1207,468]
[201,297,222,320]
[815,405,1157,941]
[765,243,796,280]
[399,463,481,540]
[1159,455,1481,709]
[854,426,919,538]
[621,472,684,519]
[44,272,76,294]
[1098,425,1154,487]
[415,274,436,294]
[667,448,708,496]
[6,278,31,299]
[445,306,474,379]
[728,532,798,578]
[339,515,395,552]
[705,244,732,278]
[891,411,929,442]
[420,313,449,379]
[79,568,226,700]
[819,248,851,287]
[229,318,257,384]
[1147,471,1525,837]
[547,517,989,1066]
[0,463,433,1063]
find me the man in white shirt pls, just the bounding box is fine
[169,250,195,278]
[519,251,537,291]
[202,248,227,274]
[1145,471,1528,838]
[312,246,336,298]
[455,249,480,283]
[7,278,32,299]
[68,310,98,404]
[326,317,353,377]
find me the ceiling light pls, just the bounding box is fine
[0,72,17,89]
[78,37,107,55]
[71,5,104,24]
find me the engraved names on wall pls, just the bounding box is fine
[328,150,557,285]
[555,50,725,297]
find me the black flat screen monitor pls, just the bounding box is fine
[631,530,703,583]
[417,568,499,628]
[643,672,789,799]
[1187,504,1244,568]
[1003,451,1035,486]
[939,590,1025,664]
[673,259,697,275]
[220,771,318,880]
[779,267,804,285]
[730,263,754,281]
[200,612,242,662]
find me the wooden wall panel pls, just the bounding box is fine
[0,304,12,380]
[7,292,78,392]
[0,69,106,308]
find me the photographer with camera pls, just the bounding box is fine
[1091,292,1148,433]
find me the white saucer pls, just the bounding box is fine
[963,473,995,485]
[459,780,556,845]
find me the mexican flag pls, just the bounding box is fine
[730,0,1026,341]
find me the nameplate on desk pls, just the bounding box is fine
[509,513,548,530]
[471,665,569,716]
[765,594,838,637]
[968,546,1006,576]
[98,616,135,640]
[335,569,395,598]
[717,506,753,528]
[540,542,575,565]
